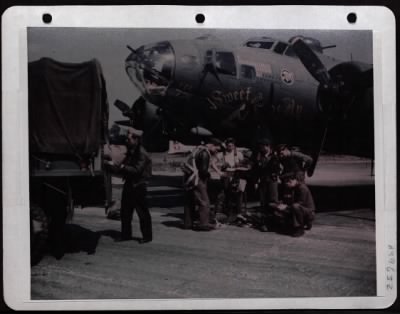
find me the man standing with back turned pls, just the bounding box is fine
[182,138,223,231]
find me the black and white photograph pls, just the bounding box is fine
[27,27,377,299]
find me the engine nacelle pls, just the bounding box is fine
[318,62,372,119]
[317,62,374,156]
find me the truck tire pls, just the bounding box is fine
[30,205,49,266]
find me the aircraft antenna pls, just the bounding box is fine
[127,45,136,53]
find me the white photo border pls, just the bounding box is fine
[2,5,396,310]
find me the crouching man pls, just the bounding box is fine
[272,172,315,237]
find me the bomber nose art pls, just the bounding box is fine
[125,41,175,102]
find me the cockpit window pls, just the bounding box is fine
[215,52,236,76]
[240,65,256,80]
[126,41,175,98]
[245,41,274,49]
[274,42,288,54]
[142,42,174,81]
[284,45,297,57]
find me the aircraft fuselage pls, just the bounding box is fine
[125,36,372,151]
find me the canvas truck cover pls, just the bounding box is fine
[28,58,109,156]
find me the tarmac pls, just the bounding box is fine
[31,206,376,300]
[30,154,376,301]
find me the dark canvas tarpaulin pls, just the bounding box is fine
[29,58,109,155]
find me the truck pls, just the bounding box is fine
[28,58,111,264]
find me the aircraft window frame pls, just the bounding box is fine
[240,64,256,80]
[284,45,298,58]
[274,41,288,55]
[142,42,175,81]
[245,41,274,50]
[215,51,237,76]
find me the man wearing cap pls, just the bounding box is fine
[182,138,223,231]
[251,138,281,231]
[105,127,153,243]
[272,172,316,237]
[277,144,313,182]
[221,137,247,223]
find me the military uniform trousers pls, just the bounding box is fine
[272,204,315,231]
[289,204,314,229]
[121,182,152,240]
[259,179,279,215]
[184,178,211,229]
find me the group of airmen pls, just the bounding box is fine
[181,136,316,237]
[105,127,316,244]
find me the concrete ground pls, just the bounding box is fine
[31,206,376,300]
[31,154,376,300]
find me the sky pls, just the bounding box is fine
[28,27,373,124]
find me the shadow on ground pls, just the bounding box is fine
[97,229,142,242]
[159,209,299,236]
[161,220,185,229]
[64,224,101,255]
[41,224,102,262]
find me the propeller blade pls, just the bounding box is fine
[114,97,147,124]
[115,99,136,120]
[308,119,329,177]
[131,96,146,113]
[198,63,222,90]
[114,99,131,114]
[290,36,331,88]
[198,50,223,90]
[114,120,133,127]
[127,45,136,54]
[127,96,148,130]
